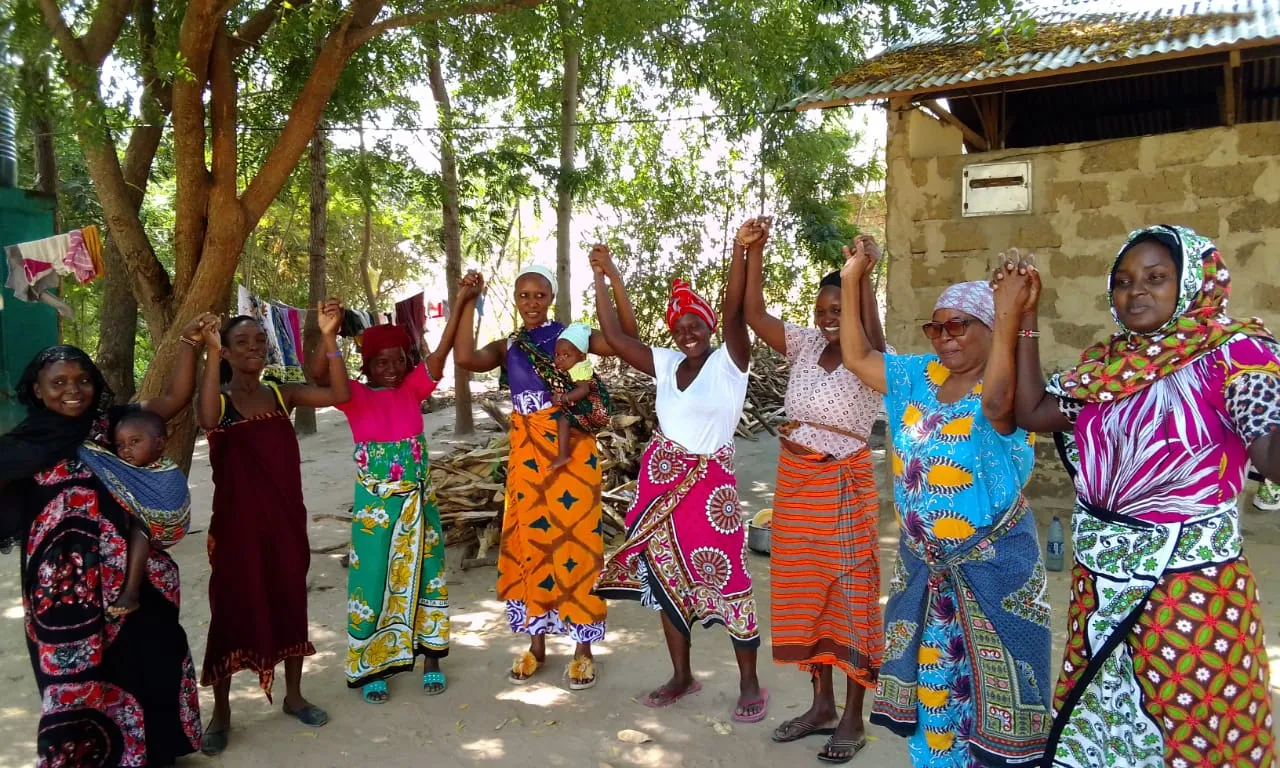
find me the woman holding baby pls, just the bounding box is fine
[0,314,218,767]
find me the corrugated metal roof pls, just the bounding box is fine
[791,0,1280,110]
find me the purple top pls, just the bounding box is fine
[507,321,564,415]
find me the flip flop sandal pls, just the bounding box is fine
[817,736,869,764]
[361,680,389,704]
[770,718,837,743]
[423,670,447,695]
[641,679,702,708]
[282,703,330,727]
[508,651,543,685]
[567,657,597,691]
[731,688,770,724]
[200,727,230,756]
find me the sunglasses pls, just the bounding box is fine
[921,319,972,340]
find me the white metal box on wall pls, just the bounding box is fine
[962,160,1032,217]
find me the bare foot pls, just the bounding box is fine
[108,591,140,617]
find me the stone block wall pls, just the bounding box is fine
[882,100,1280,506]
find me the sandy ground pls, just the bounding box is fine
[3,396,1280,768]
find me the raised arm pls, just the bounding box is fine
[425,274,481,381]
[453,271,506,373]
[586,245,641,356]
[838,241,887,393]
[982,253,1031,436]
[196,323,224,432]
[857,236,887,353]
[999,260,1074,433]
[722,225,751,372]
[594,268,654,376]
[305,298,344,387]
[741,219,787,355]
[142,312,220,421]
[282,304,351,409]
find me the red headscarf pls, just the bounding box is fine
[665,279,718,333]
[359,324,414,362]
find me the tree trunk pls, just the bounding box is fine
[358,123,378,313]
[96,243,140,401]
[554,0,580,324]
[295,125,328,436]
[427,37,472,436]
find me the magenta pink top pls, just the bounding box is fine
[336,363,438,443]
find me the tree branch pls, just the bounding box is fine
[348,0,547,48]
[229,0,310,58]
[83,0,134,65]
[171,0,222,298]
[37,0,90,70]
[209,26,241,228]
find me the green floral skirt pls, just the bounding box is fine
[345,434,449,687]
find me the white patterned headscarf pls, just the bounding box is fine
[935,281,996,329]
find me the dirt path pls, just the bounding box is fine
[2,401,1279,767]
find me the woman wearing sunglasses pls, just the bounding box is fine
[838,240,1052,768]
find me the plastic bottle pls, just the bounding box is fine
[1046,516,1065,572]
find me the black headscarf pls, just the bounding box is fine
[0,345,113,485]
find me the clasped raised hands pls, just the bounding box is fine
[840,235,881,282]
[458,271,485,303]
[990,248,1041,317]
[588,244,621,279]
[734,216,773,249]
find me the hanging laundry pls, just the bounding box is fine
[340,309,370,339]
[236,285,284,368]
[2,225,104,319]
[268,303,306,383]
[394,293,426,366]
[427,299,446,319]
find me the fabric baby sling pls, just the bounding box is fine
[509,328,613,434]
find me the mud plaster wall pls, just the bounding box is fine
[882,99,1280,506]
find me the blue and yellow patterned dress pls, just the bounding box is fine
[872,354,1053,768]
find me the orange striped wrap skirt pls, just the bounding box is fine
[769,441,882,687]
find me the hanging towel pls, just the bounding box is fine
[4,240,75,318]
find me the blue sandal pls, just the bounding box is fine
[361,680,388,704]
[423,670,447,696]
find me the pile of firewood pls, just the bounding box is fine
[431,344,791,562]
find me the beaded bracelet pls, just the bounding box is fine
[326,350,344,359]
[180,336,199,347]
[1017,329,1041,339]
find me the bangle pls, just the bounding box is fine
[180,336,199,347]
[326,350,344,359]
[1017,329,1041,339]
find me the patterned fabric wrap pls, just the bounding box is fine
[510,329,612,434]
[1046,503,1275,768]
[1043,336,1280,766]
[497,408,608,634]
[769,442,881,686]
[878,353,1048,767]
[1055,224,1272,404]
[76,442,191,549]
[876,498,1053,766]
[935,281,995,329]
[665,278,718,333]
[345,435,449,688]
[594,432,759,647]
[20,455,201,766]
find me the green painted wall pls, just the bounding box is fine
[0,188,59,434]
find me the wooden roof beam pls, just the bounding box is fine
[921,99,989,151]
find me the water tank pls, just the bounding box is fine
[0,97,17,188]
